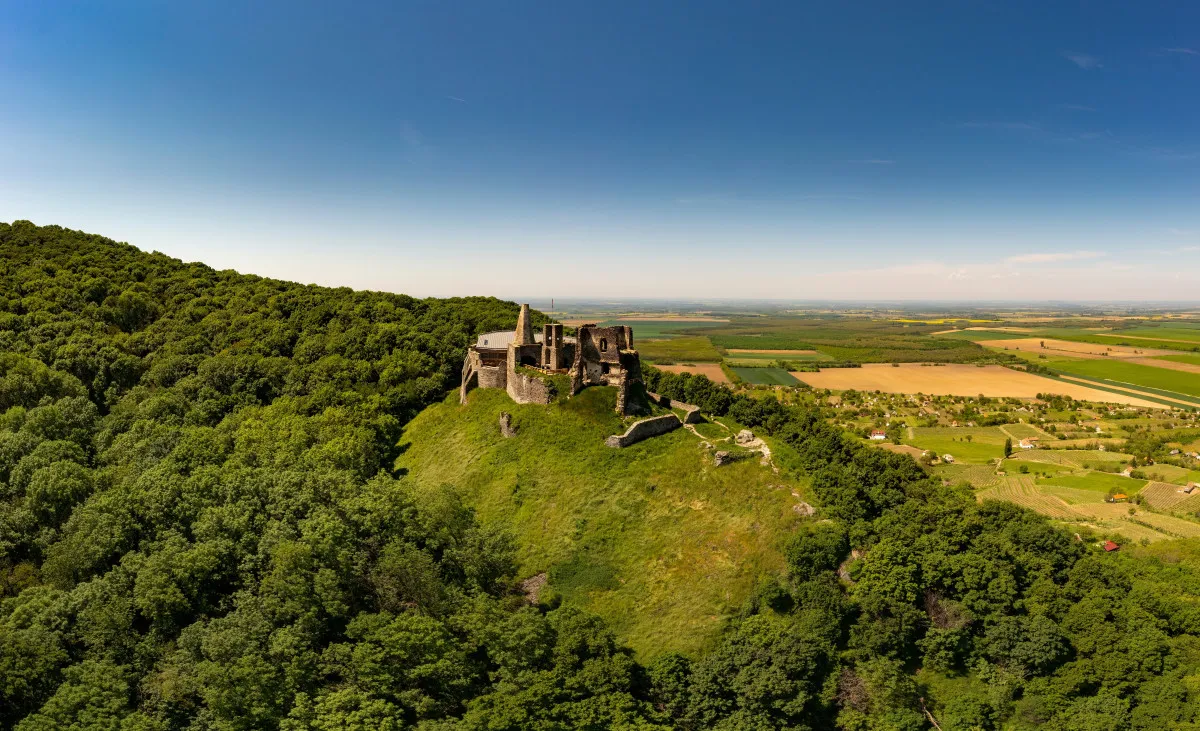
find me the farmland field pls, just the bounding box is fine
[1037,471,1146,494]
[599,319,719,339]
[637,336,723,363]
[977,337,1176,359]
[789,363,1164,406]
[905,426,1008,463]
[1155,353,1200,367]
[652,363,730,383]
[730,366,800,386]
[1038,357,1200,398]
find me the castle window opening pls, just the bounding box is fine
[599,338,607,352]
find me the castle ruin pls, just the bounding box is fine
[461,304,644,415]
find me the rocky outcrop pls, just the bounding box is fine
[713,450,732,466]
[499,412,517,438]
[605,414,682,448]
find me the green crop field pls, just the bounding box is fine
[934,329,1030,341]
[1113,327,1200,342]
[1156,353,1200,367]
[724,351,831,361]
[1041,357,1200,398]
[396,387,810,658]
[904,426,1008,463]
[730,366,800,385]
[1001,422,1044,438]
[637,336,724,363]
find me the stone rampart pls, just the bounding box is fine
[605,413,681,448]
[478,366,506,389]
[647,392,703,424]
[507,367,554,405]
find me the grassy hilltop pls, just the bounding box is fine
[396,386,811,657]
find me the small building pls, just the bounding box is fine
[1103,540,1120,552]
[1183,483,1198,495]
[1018,438,1038,450]
[942,454,955,464]
[1109,493,1128,503]
[1120,467,1134,477]
[869,430,887,441]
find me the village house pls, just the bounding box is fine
[869,430,887,441]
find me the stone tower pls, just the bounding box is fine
[513,304,534,345]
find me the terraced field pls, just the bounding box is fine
[979,476,1075,519]
[1141,482,1198,510]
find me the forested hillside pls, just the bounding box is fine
[2,221,1199,730]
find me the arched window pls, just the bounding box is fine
[599,338,607,352]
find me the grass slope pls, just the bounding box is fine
[395,387,809,658]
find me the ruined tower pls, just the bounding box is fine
[513,303,534,345]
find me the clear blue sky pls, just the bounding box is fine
[2,1,1197,300]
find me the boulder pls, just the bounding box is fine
[735,429,756,445]
[713,450,732,466]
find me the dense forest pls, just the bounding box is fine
[2,221,1199,730]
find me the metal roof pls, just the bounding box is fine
[475,330,576,349]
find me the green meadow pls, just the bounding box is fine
[395,387,809,658]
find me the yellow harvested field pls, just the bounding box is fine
[978,338,1175,359]
[655,363,730,383]
[790,363,1164,407]
[727,349,820,356]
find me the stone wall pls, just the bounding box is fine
[507,368,554,405]
[605,413,682,448]
[478,366,506,389]
[647,392,703,424]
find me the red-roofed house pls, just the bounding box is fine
[1103,540,1120,552]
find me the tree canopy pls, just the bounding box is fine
[2,221,1199,730]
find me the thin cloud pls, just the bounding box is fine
[1062,51,1102,70]
[848,159,896,165]
[1006,251,1105,264]
[1165,47,1199,56]
[445,95,467,103]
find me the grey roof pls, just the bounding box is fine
[475,330,576,349]
[476,330,539,349]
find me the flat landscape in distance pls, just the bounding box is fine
[792,363,1164,407]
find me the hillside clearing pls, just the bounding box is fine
[396,387,808,658]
